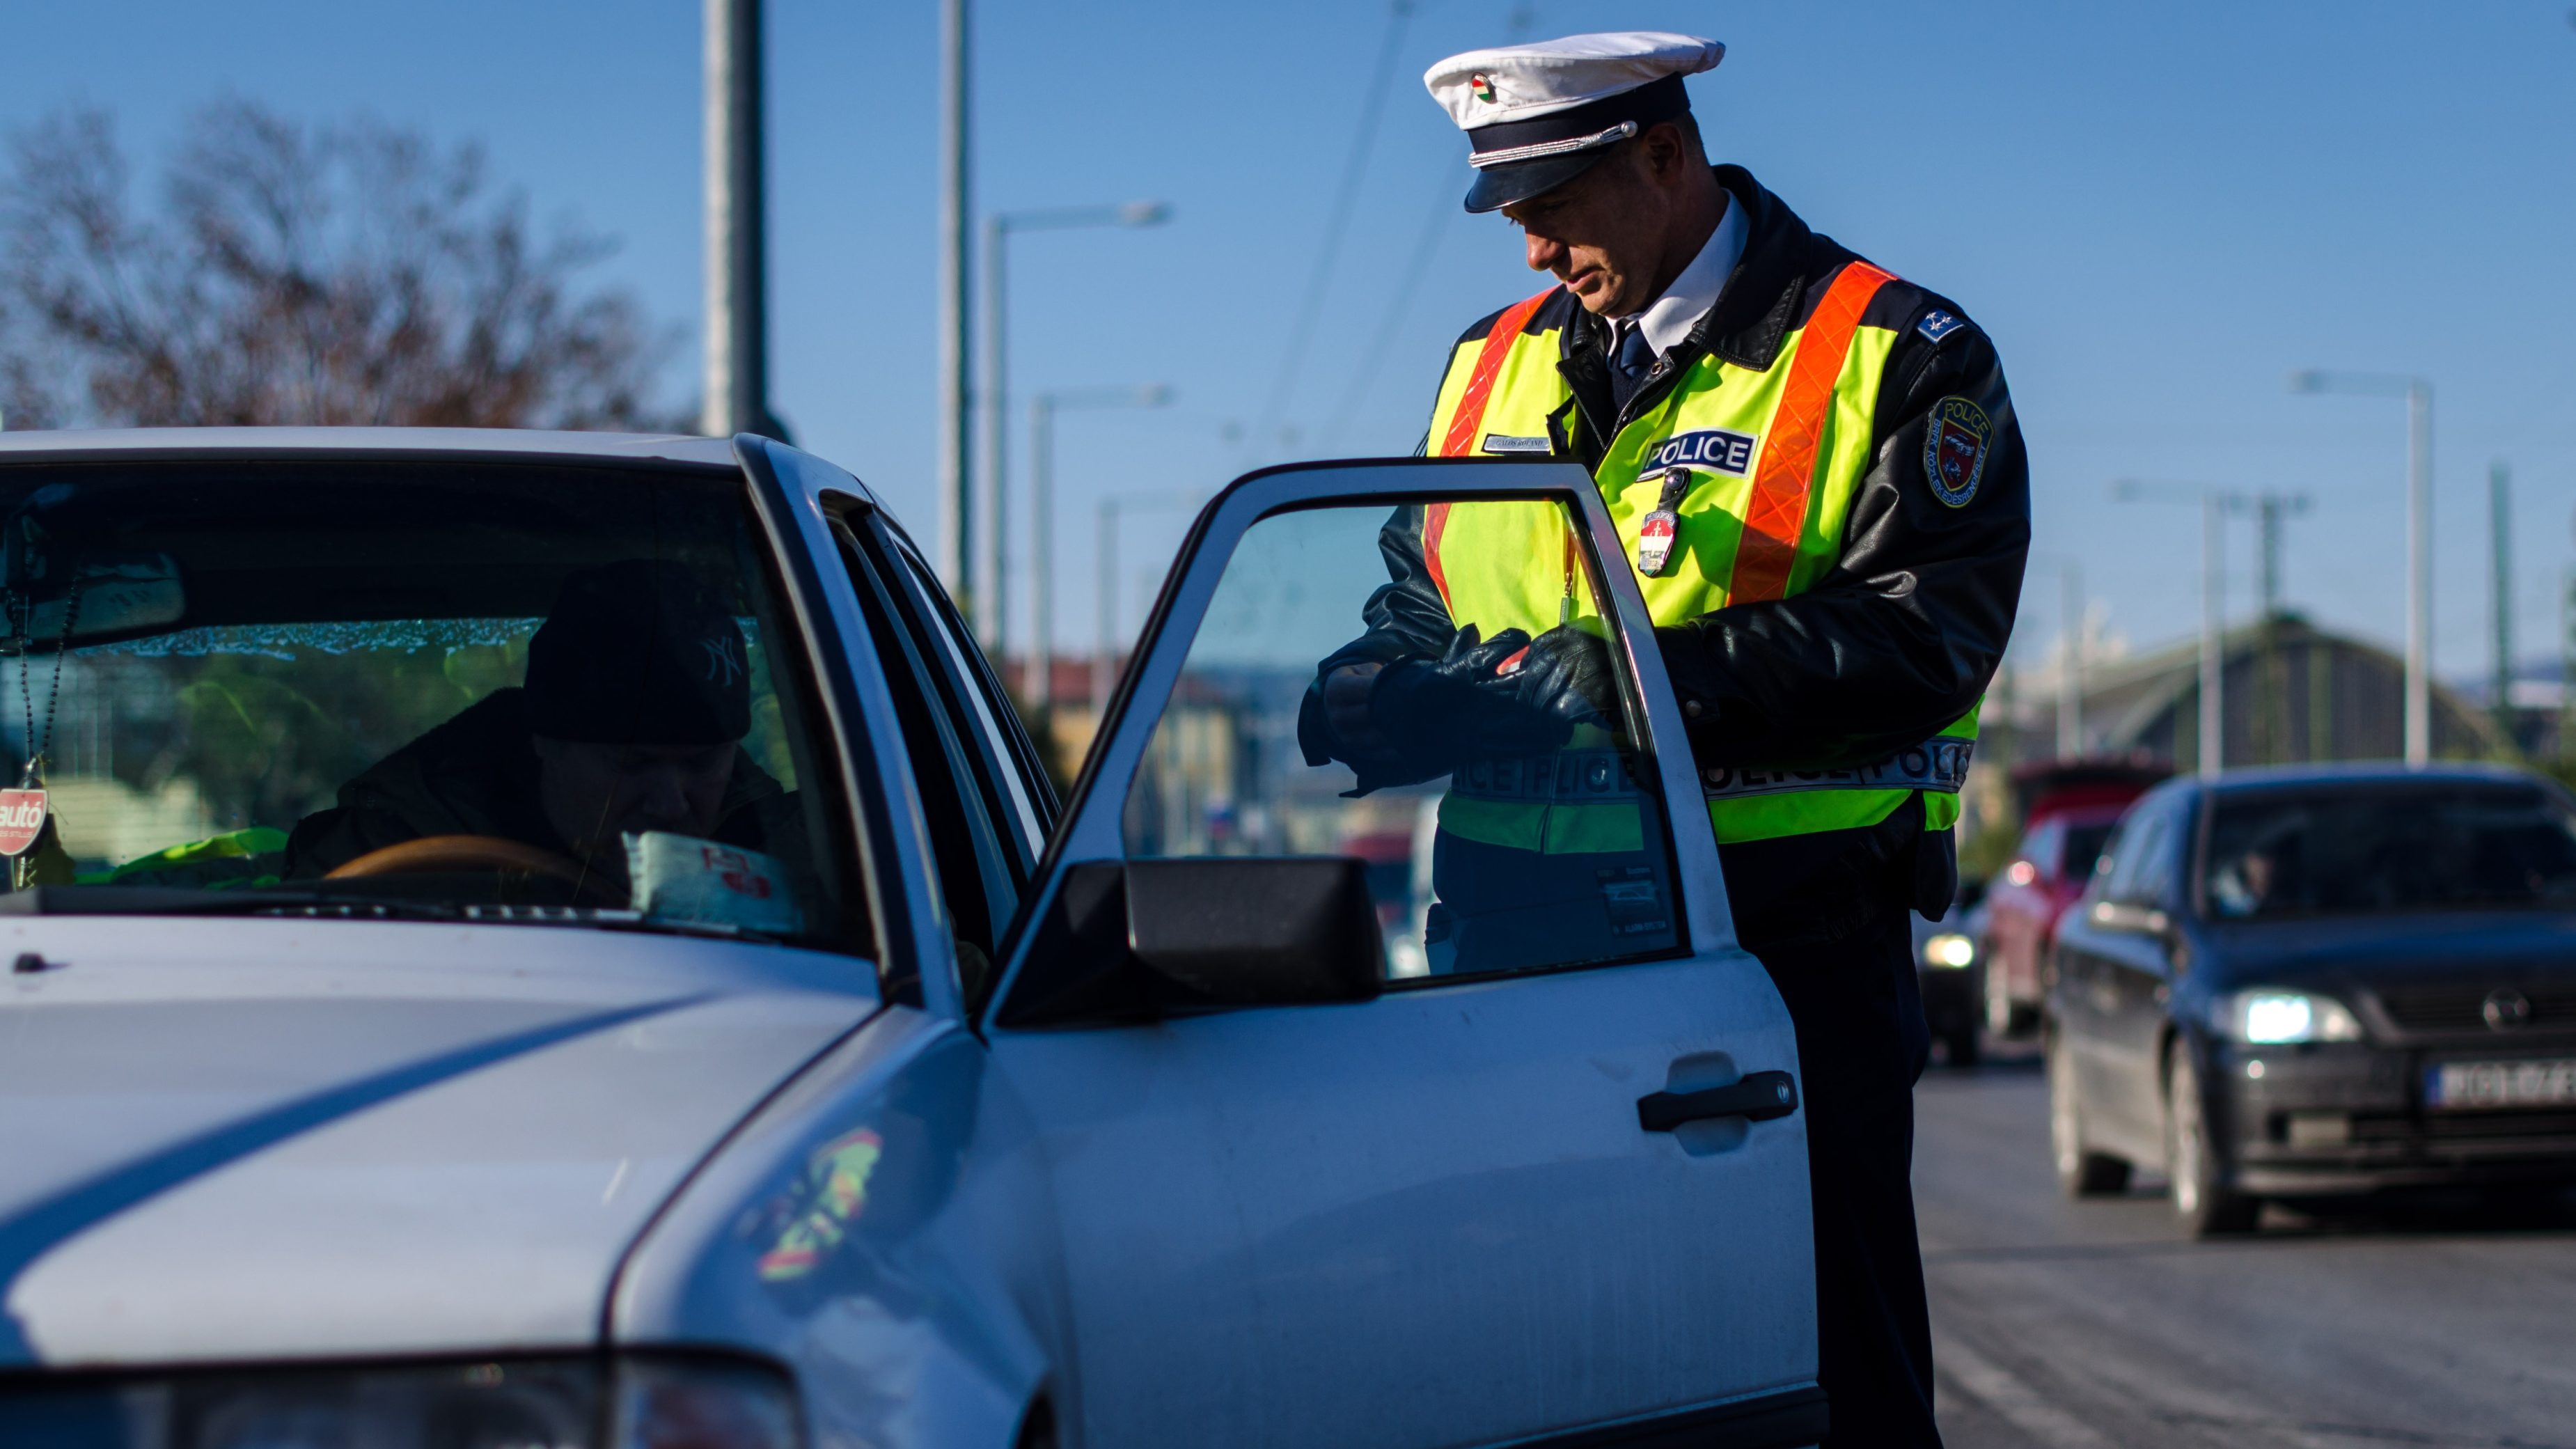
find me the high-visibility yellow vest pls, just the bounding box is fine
[1422,262,1977,849]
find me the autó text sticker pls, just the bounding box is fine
[0,790,46,856]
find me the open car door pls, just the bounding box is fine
[984,460,1823,1449]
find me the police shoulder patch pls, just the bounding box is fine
[1915,308,1968,345]
[1924,395,1993,507]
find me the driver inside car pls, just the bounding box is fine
[285,558,799,892]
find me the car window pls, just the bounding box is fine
[830,518,1026,1005]
[2082,820,2126,900]
[2061,820,2116,882]
[2201,783,2576,918]
[2098,802,2172,907]
[0,460,867,951]
[2123,806,2180,907]
[1118,499,1683,982]
[2013,818,2059,885]
[879,526,1051,853]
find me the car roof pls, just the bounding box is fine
[2197,760,2548,796]
[0,426,743,470]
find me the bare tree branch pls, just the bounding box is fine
[0,102,682,431]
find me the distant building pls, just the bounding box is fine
[1992,613,2511,774]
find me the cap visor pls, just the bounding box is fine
[1463,148,1613,214]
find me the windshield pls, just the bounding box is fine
[0,460,856,946]
[2061,821,2115,882]
[2201,783,2576,919]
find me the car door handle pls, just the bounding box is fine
[1637,1071,1798,1131]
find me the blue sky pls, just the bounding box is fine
[6,0,2575,684]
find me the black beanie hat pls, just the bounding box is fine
[524,559,752,745]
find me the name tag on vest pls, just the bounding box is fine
[1481,433,1552,455]
[1647,428,1760,477]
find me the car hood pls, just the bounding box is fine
[2202,911,2576,992]
[0,916,877,1370]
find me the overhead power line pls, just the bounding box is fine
[1256,0,1415,449]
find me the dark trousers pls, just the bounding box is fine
[1725,810,1943,1448]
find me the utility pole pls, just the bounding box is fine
[2057,562,2083,758]
[2492,460,2513,744]
[1030,385,1171,720]
[2201,494,2224,779]
[937,0,973,609]
[2291,370,2433,765]
[701,0,770,439]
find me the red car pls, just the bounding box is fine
[1981,758,2169,1036]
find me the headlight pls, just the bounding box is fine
[1923,933,1976,969]
[2223,989,2364,1044]
[0,1356,798,1449]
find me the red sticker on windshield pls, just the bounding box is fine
[0,790,47,856]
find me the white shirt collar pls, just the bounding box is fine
[1617,191,1747,358]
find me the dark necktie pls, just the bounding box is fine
[1610,320,1656,411]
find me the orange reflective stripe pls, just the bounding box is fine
[1438,288,1555,457]
[1425,287,1553,611]
[1422,498,1456,610]
[1726,260,1895,604]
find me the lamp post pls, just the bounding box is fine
[1028,384,1172,719]
[2291,369,2433,765]
[977,200,1170,652]
[1093,488,1200,722]
[2114,480,2235,779]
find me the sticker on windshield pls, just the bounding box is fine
[627,831,804,936]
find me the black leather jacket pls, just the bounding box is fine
[1323,168,2030,934]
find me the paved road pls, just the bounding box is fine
[1915,1046,2576,1448]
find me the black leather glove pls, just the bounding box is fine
[1507,624,1618,735]
[1371,623,1615,765]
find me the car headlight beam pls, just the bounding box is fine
[1923,933,1977,969]
[2224,989,2364,1044]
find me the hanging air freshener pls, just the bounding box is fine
[1635,466,1692,577]
[3,511,84,881]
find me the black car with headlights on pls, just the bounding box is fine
[1912,878,1988,1065]
[2045,762,2576,1235]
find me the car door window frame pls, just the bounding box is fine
[984,459,1738,1026]
[858,511,1060,853]
[824,511,1035,1014]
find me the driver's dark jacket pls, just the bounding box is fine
[1316,168,2029,944]
[283,687,790,880]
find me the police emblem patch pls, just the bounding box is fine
[1916,309,1965,344]
[1924,396,1991,507]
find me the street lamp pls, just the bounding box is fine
[977,199,1171,651]
[1093,487,1201,722]
[2291,369,2433,765]
[1027,384,1172,719]
[2113,480,2232,779]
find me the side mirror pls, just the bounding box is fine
[1125,857,1386,1005]
[998,857,1386,1026]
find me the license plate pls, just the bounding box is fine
[2424,1058,2576,1110]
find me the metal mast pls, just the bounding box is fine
[701,0,768,438]
[937,0,974,606]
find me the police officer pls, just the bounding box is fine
[1301,31,2027,1448]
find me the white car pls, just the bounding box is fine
[0,430,1824,1448]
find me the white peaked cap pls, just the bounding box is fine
[1422,31,1725,132]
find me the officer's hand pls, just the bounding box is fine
[1369,624,1561,761]
[1324,662,1388,755]
[1503,625,1618,732]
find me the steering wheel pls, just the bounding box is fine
[324,834,606,898]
